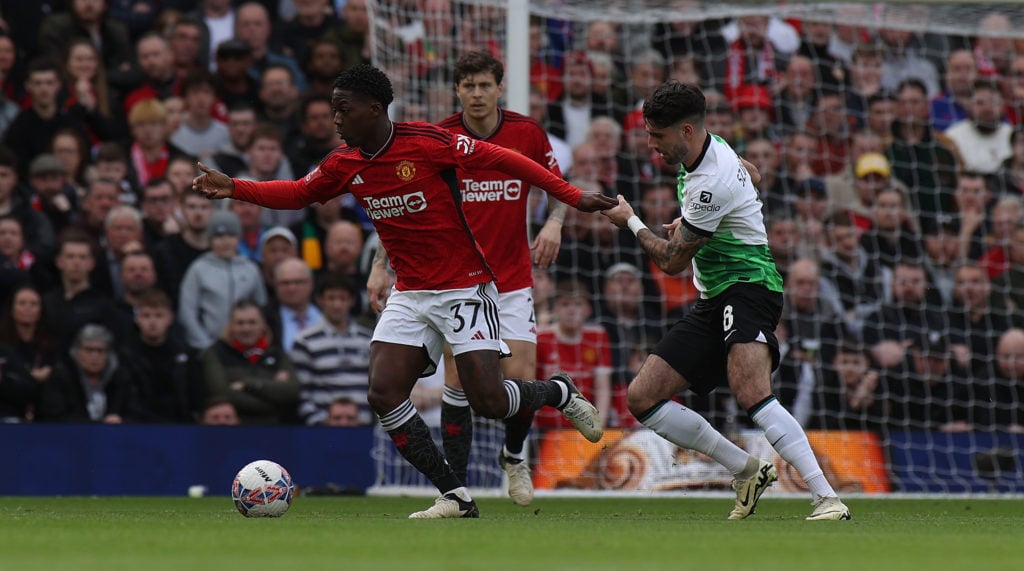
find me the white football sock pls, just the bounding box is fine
[751,397,836,498]
[642,400,751,476]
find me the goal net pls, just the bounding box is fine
[367,0,1024,497]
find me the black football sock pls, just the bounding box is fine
[379,400,461,494]
[440,386,473,486]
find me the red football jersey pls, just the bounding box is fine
[231,121,581,291]
[438,110,562,292]
[533,324,612,430]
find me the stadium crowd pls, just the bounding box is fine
[0,0,1022,438]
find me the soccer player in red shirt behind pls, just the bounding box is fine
[194,64,616,518]
[418,51,568,507]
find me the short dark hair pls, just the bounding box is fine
[180,69,218,95]
[453,50,504,86]
[333,64,394,107]
[300,93,332,120]
[26,57,61,78]
[0,145,16,170]
[643,81,705,129]
[316,272,359,299]
[95,142,127,164]
[135,288,173,311]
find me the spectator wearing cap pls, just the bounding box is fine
[177,209,266,350]
[824,129,887,218]
[0,147,56,261]
[733,84,779,153]
[4,58,87,179]
[257,226,299,300]
[845,152,895,229]
[26,153,79,236]
[213,39,258,109]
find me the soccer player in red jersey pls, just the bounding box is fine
[368,51,567,506]
[194,64,616,518]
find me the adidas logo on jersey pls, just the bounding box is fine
[352,174,365,185]
[470,331,485,340]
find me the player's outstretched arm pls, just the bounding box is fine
[601,195,708,275]
[575,191,617,212]
[193,162,235,199]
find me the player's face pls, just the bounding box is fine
[331,88,380,149]
[645,119,690,166]
[455,72,503,123]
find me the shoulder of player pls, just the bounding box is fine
[436,113,464,131]
[501,110,548,134]
[394,121,453,144]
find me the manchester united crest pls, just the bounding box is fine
[396,160,416,181]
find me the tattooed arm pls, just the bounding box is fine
[601,195,709,275]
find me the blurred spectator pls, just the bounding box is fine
[930,49,977,132]
[974,11,1015,80]
[0,147,55,261]
[228,198,266,263]
[236,2,306,90]
[213,39,258,109]
[534,279,612,429]
[844,152,895,228]
[317,220,365,293]
[139,178,180,250]
[598,263,661,427]
[206,102,257,178]
[288,194,343,271]
[788,178,830,256]
[4,58,87,178]
[323,396,363,427]
[865,91,896,148]
[733,84,778,153]
[888,78,961,232]
[922,217,962,306]
[0,216,54,296]
[945,79,1012,175]
[62,37,126,145]
[200,396,240,425]
[546,51,609,149]
[162,94,186,135]
[257,64,303,151]
[170,70,229,159]
[845,43,885,130]
[810,339,882,431]
[703,97,737,147]
[949,262,1011,381]
[825,129,886,217]
[1003,56,1024,125]
[37,0,134,91]
[257,226,299,299]
[329,0,370,68]
[164,155,197,198]
[123,33,180,115]
[583,116,621,191]
[0,335,41,422]
[991,225,1024,314]
[291,273,371,426]
[302,38,346,98]
[992,126,1024,197]
[42,230,123,354]
[742,137,784,218]
[37,323,141,423]
[201,299,299,424]
[879,331,973,432]
[949,170,992,261]
[153,189,212,304]
[273,0,341,66]
[651,1,726,87]
[819,211,885,336]
[766,216,802,279]
[265,257,321,352]
[796,18,846,90]
[774,55,816,136]
[779,130,816,184]
[722,15,794,102]
[863,261,947,369]
[807,88,849,176]
[179,209,266,350]
[74,178,121,250]
[121,288,201,423]
[25,154,78,237]
[288,94,341,177]
[877,5,940,98]
[992,328,1024,431]
[776,258,845,426]
[126,98,189,189]
[978,196,1023,279]
[239,122,298,227]
[532,266,555,328]
[168,16,207,78]
[199,0,238,69]
[0,284,58,390]
[94,141,138,204]
[50,128,92,199]
[91,204,145,299]
[859,188,924,270]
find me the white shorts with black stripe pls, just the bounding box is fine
[372,282,502,376]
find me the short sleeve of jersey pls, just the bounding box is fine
[681,171,734,236]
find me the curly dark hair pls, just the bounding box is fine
[333,64,394,107]
[642,81,705,129]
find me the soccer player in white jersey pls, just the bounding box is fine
[602,81,851,521]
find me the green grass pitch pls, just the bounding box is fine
[0,496,1020,571]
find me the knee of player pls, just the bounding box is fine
[366,385,402,414]
[626,381,657,417]
[467,391,507,419]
